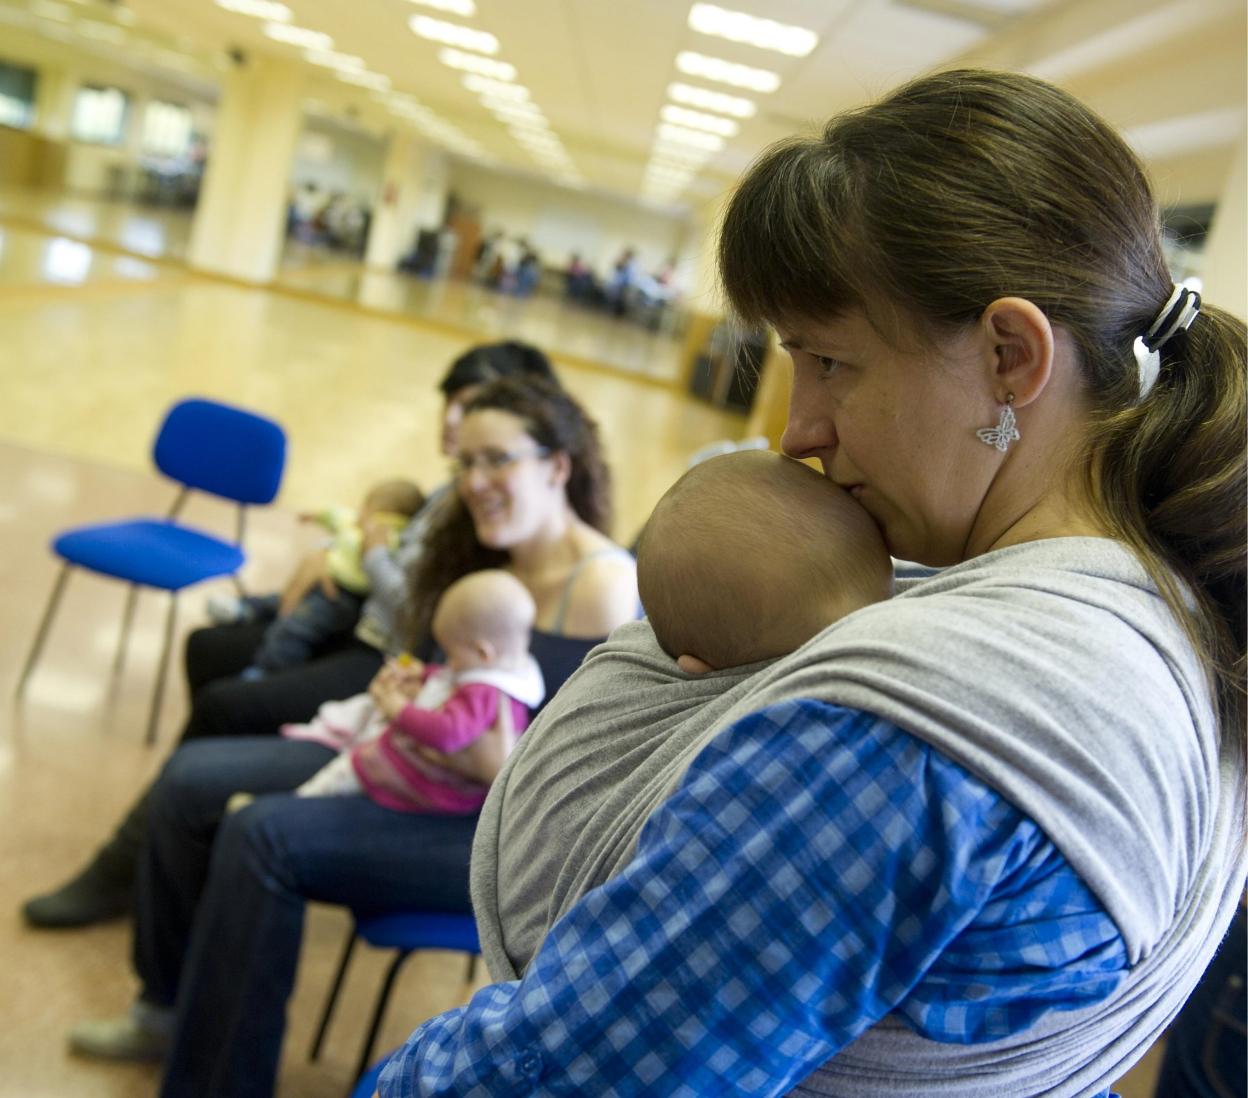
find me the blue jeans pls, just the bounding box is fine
[135,737,478,1098]
[250,588,365,673]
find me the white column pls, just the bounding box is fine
[33,67,78,140]
[188,57,304,284]
[1201,134,1246,321]
[365,130,424,269]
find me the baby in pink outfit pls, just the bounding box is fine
[283,569,544,814]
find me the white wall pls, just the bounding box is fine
[291,116,386,206]
[448,161,690,276]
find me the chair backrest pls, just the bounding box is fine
[152,398,287,505]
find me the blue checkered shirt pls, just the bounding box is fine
[380,701,1128,1096]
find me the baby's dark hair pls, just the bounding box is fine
[636,451,892,669]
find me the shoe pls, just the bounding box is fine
[206,594,252,625]
[68,1003,174,1062]
[21,859,132,929]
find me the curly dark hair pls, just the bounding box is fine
[404,376,613,648]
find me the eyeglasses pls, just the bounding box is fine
[450,446,550,480]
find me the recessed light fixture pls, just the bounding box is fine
[409,15,498,54]
[483,99,546,123]
[215,0,291,20]
[30,0,72,22]
[305,49,365,71]
[438,48,515,80]
[77,20,126,42]
[675,50,779,92]
[660,104,738,136]
[656,122,725,151]
[406,0,476,14]
[337,70,390,90]
[463,74,528,100]
[688,3,818,57]
[263,22,333,50]
[667,82,755,118]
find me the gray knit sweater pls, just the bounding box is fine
[471,537,1245,1095]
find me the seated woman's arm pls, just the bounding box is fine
[378,701,1125,1095]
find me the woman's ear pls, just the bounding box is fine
[979,297,1054,408]
[548,449,572,487]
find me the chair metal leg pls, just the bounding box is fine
[144,593,178,746]
[310,926,359,1062]
[111,585,140,680]
[15,564,72,698]
[466,954,479,983]
[353,949,414,1087]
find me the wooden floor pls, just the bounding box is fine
[0,188,1164,1097]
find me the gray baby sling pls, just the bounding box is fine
[472,538,1246,1096]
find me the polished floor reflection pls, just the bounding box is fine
[0,185,688,381]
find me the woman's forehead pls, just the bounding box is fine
[458,408,530,447]
[776,310,865,351]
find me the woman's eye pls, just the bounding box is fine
[814,354,840,375]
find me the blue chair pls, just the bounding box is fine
[310,910,480,1089]
[15,397,287,743]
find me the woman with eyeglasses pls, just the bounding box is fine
[66,375,639,1095]
[22,340,562,931]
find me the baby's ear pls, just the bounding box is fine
[676,654,715,675]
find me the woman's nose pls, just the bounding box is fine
[780,380,836,461]
[459,464,490,494]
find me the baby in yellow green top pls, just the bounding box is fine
[311,480,423,595]
[215,478,425,679]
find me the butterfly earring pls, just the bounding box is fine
[976,393,1020,453]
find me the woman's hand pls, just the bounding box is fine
[413,726,512,785]
[279,548,337,617]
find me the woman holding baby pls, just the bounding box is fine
[68,376,639,1096]
[380,70,1245,1097]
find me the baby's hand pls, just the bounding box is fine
[676,654,715,675]
[226,791,255,814]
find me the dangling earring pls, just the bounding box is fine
[976,393,1020,453]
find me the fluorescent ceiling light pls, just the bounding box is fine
[31,0,72,22]
[463,75,528,100]
[488,109,547,130]
[660,104,737,136]
[667,82,755,118]
[656,122,725,150]
[409,15,498,54]
[438,48,515,80]
[77,20,126,42]
[337,70,390,90]
[305,49,365,71]
[216,0,291,20]
[675,50,779,92]
[688,3,817,57]
[263,22,332,50]
[406,0,476,14]
[482,97,544,117]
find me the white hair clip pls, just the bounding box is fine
[1133,283,1201,400]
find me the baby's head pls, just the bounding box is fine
[432,569,536,672]
[363,478,425,522]
[636,450,892,670]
